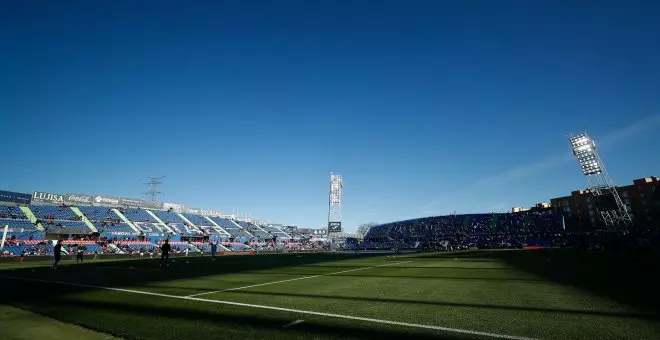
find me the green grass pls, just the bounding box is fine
[1,250,659,339]
[0,304,118,340]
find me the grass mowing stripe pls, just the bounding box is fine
[187,260,414,297]
[0,274,538,340]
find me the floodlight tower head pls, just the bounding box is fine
[568,131,633,230]
[569,132,603,176]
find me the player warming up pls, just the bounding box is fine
[52,239,62,270]
[76,245,85,263]
[160,240,171,268]
[210,241,217,260]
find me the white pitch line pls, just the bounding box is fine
[282,319,304,328]
[0,274,538,340]
[95,266,161,272]
[187,260,414,298]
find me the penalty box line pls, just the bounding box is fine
[187,260,414,298]
[0,274,538,340]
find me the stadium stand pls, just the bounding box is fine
[263,225,291,240]
[180,213,211,227]
[198,225,230,241]
[41,220,92,234]
[75,205,136,237]
[238,221,271,239]
[151,210,185,224]
[29,205,79,220]
[0,205,27,219]
[77,206,118,220]
[0,218,37,232]
[113,241,159,254]
[120,208,158,223]
[363,210,564,249]
[2,239,53,256]
[208,216,252,239]
[150,210,205,237]
[93,221,137,236]
[226,243,252,251]
[1,202,312,257]
[133,222,170,237]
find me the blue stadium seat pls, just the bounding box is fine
[364,211,563,249]
[41,220,92,234]
[29,205,78,220]
[208,217,252,238]
[94,221,137,236]
[78,206,118,221]
[0,205,27,219]
[180,213,212,226]
[0,218,38,232]
[121,208,158,223]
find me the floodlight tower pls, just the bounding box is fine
[568,132,632,230]
[328,173,343,235]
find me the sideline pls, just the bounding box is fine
[0,274,538,340]
[187,260,413,297]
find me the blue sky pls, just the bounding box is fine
[1,1,659,231]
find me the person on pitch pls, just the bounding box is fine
[76,244,86,263]
[52,239,63,270]
[210,241,217,260]
[160,239,171,268]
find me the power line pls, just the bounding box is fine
[144,176,165,201]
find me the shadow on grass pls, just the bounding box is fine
[225,289,659,321]
[0,252,478,339]
[409,249,660,318]
[6,279,471,340]
[222,270,549,282]
[3,249,660,338]
[0,253,384,292]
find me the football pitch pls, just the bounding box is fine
[1,250,659,339]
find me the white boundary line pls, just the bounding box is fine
[188,260,413,298]
[282,319,304,328]
[0,274,538,340]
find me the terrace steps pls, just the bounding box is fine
[71,207,98,232]
[111,209,141,234]
[19,206,44,231]
[227,219,253,238]
[175,213,205,235]
[202,216,232,236]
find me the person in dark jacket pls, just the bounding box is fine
[160,240,171,268]
[52,239,63,270]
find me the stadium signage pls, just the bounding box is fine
[186,207,202,215]
[201,209,220,217]
[0,190,31,204]
[328,221,342,233]
[119,197,163,210]
[163,202,185,212]
[136,199,163,210]
[32,191,65,204]
[65,194,93,205]
[92,195,120,206]
[119,197,142,207]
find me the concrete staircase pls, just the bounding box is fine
[70,207,98,232]
[19,206,45,231]
[145,210,176,234]
[111,209,142,234]
[202,216,232,237]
